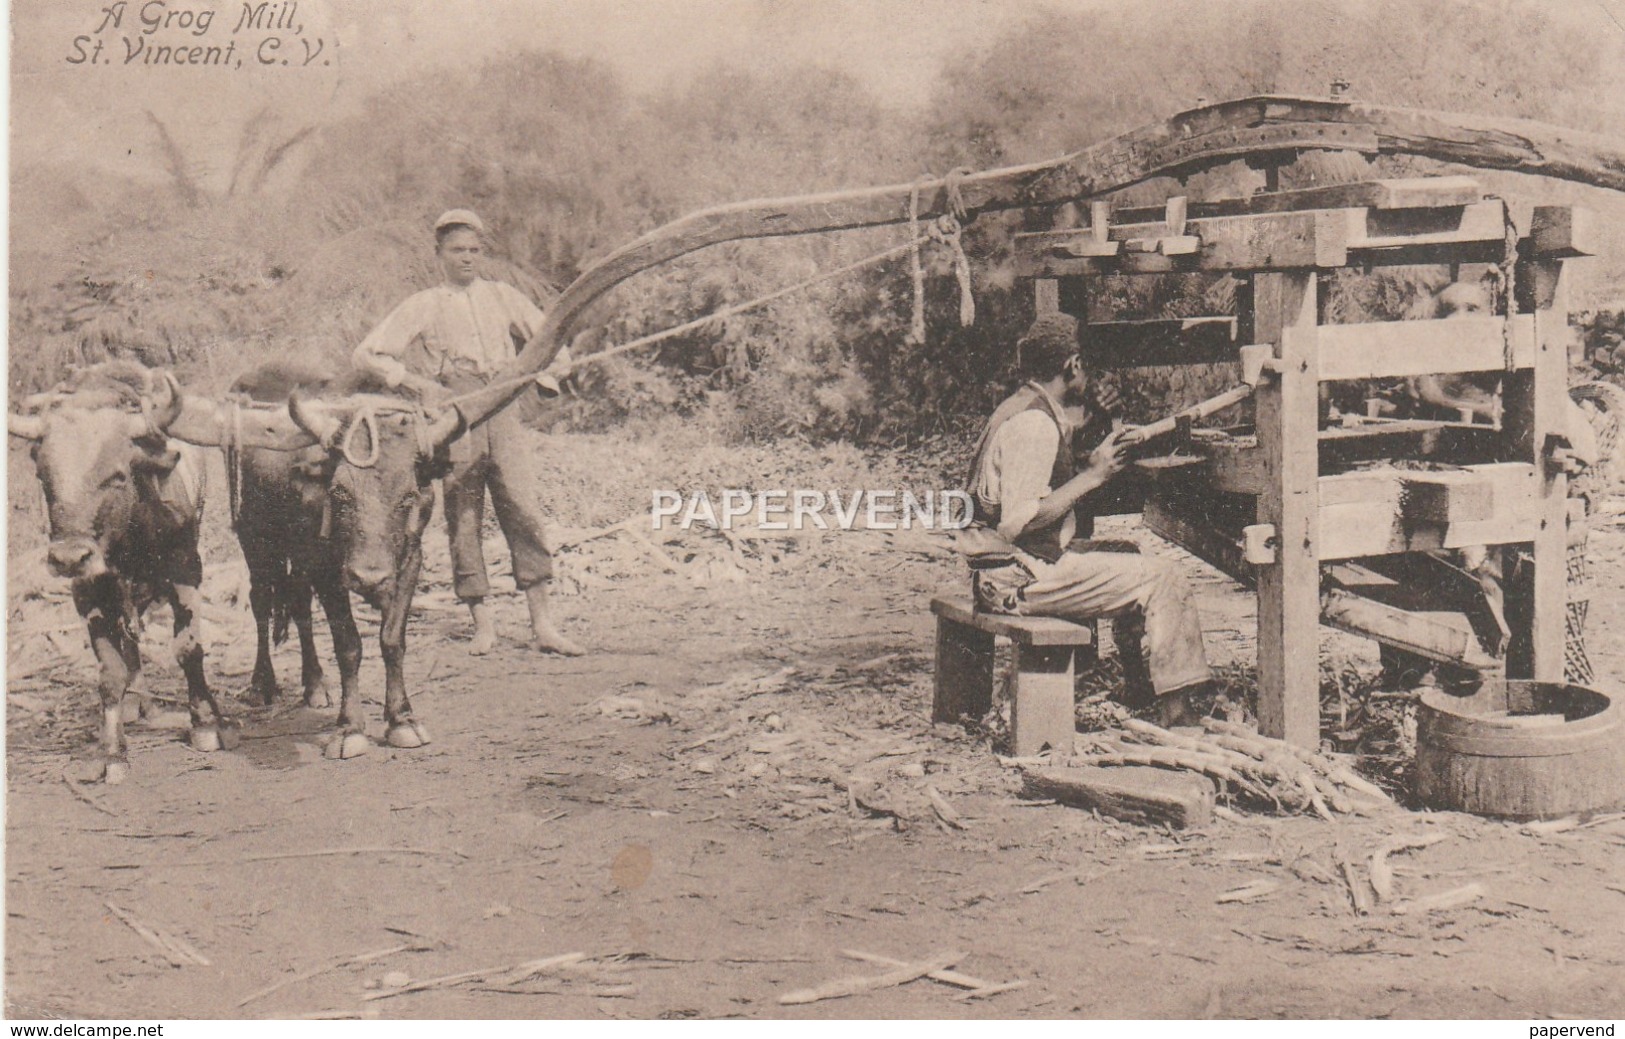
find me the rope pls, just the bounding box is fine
[338,401,382,469]
[930,214,975,328]
[438,231,935,415]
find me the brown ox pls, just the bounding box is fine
[223,363,353,710]
[8,362,233,783]
[281,379,464,757]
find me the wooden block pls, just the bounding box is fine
[1319,589,1495,669]
[1528,205,1595,258]
[1399,471,1494,525]
[1015,207,1350,277]
[1318,420,1502,467]
[930,597,1097,648]
[1350,199,1507,251]
[1010,645,1076,758]
[933,615,994,725]
[1198,439,1266,495]
[1022,765,1216,829]
[1311,315,1535,381]
[1112,177,1482,223]
[1316,465,1541,560]
[1143,493,1253,587]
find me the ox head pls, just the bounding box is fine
[288,392,464,604]
[9,366,186,580]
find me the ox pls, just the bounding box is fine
[223,363,352,710]
[8,362,234,783]
[277,376,464,757]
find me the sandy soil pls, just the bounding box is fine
[6,453,1625,1020]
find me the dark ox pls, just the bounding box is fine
[281,377,464,757]
[223,363,353,711]
[8,362,233,783]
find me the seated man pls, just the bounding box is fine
[963,312,1213,727]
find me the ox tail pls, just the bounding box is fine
[271,559,295,646]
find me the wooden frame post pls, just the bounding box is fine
[1505,257,1572,681]
[1251,272,1321,747]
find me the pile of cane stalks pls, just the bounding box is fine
[1078,717,1394,819]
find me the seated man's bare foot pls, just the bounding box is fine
[1155,686,1201,728]
[532,622,585,657]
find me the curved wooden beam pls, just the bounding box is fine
[328,96,1625,430]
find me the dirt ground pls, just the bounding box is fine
[5,439,1625,1021]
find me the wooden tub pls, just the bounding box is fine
[1415,679,1625,819]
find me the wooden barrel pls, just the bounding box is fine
[1414,679,1625,819]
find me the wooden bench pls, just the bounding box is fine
[930,596,1097,757]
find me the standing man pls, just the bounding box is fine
[964,313,1212,726]
[353,209,584,657]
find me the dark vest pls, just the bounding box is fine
[966,384,1097,563]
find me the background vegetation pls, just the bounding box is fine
[13,0,1625,444]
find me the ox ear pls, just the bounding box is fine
[8,413,44,441]
[426,405,467,453]
[289,391,343,450]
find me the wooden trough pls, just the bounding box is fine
[1415,679,1625,818]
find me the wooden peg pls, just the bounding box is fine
[1243,524,1278,566]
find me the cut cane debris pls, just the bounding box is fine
[104,902,210,967]
[1391,883,1487,916]
[1369,834,1450,903]
[1216,880,1280,904]
[778,951,964,1006]
[362,952,587,1001]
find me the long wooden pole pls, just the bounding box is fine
[443,95,1625,431]
[149,96,1625,446]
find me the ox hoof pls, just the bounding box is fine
[217,722,242,751]
[386,722,432,749]
[119,696,143,725]
[324,732,371,760]
[303,679,334,710]
[249,680,279,707]
[103,760,129,786]
[190,723,239,753]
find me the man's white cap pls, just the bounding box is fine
[433,208,486,234]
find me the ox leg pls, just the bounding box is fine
[85,611,132,784]
[117,636,156,724]
[291,578,330,708]
[172,583,237,753]
[382,548,431,750]
[315,574,368,759]
[246,560,281,705]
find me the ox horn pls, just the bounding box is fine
[426,405,467,453]
[8,413,44,440]
[148,371,184,432]
[288,390,343,449]
[126,370,185,439]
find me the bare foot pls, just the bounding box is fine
[531,621,585,657]
[468,600,496,656]
[1156,688,1200,728]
